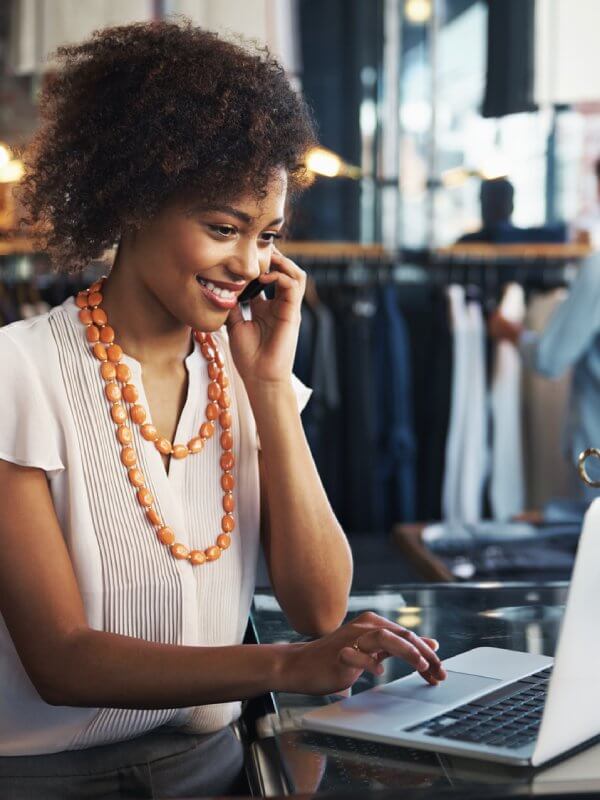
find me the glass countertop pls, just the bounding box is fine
[248,582,600,798]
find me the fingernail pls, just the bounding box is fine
[431,639,439,651]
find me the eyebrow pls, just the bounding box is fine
[196,204,284,227]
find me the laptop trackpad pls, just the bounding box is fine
[379,670,501,706]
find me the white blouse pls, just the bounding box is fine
[0,296,311,756]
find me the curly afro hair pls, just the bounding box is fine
[19,19,317,272]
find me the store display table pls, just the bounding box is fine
[244,582,600,798]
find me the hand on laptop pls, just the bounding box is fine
[281,611,447,696]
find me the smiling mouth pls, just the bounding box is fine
[196,276,240,300]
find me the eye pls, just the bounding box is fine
[260,232,283,243]
[208,224,237,238]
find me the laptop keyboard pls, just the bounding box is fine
[405,666,552,750]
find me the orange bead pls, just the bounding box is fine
[188,437,204,453]
[208,362,219,380]
[205,333,215,347]
[122,384,138,403]
[218,371,229,388]
[130,405,147,425]
[217,533,231,549]
[220,431,233,450]
[201,343,215,361]
[111,404,127,424]
[105,382,121,402]
[88,291,103,307]
[120,447,137,467]
[205,545,221,561]
[219,411,232,430]
[107,344,123,363]
[86,325,100,343]
[171,543,190,560]
[221,473,235,492]
[157,526,175,545]
[128,468,145,487]
[101,362,117,381]
[75,292,89,309]
[172,444,188,459]
[78,309,93,325]
[137,487,154,507]
[116,425,132,445]
[93,343,108,361]
[221,514,235,533]
[200,422,214,439]
[194,331,207,343]
[218,391,230,409]
[223,493,235,512]
[215,351,225,368]
[99,325,115,344]
[206,403,219,421]
[91,308,107,326]
[116,363,131,383]
[156,437,172,455]
[89,280,103,293]
[207,381,221,401]
[147,507,162,526]
[141,424,158,442]
[189,549,207,565]
[220,452,235,471]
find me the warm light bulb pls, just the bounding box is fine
[405,0,432,24]
[0,143,12,169]
[306,147,343,178]
[0,159,25,183]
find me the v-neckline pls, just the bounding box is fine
[120,340,200,483]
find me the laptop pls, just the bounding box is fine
[302,499,600,768]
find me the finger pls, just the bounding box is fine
[357,629,442,685]
[339,646,384,677]
[423,638,440,652]
[395,628,446,681]
[258,270,303,302]
[226,302,245,331]
[351,617,445,680]
[266,251,307,290]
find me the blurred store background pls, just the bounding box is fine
[3,0,600,586]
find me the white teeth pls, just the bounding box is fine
[197,277,235,301]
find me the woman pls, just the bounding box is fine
[0,20,446,798]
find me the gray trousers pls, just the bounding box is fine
[0,724,246,799]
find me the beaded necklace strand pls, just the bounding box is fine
[76,277,235,566]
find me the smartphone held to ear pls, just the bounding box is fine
[238,278,263,304]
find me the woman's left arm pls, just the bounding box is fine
[254,386,352,636]
[226,248,352,636]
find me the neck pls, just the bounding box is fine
[100,251,193,372]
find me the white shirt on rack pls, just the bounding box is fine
[0,296,311,756]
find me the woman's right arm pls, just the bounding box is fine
[0,459,445,709]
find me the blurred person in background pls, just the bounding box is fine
[458,177,567,244]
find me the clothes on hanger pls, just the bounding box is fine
[490,282,526,520]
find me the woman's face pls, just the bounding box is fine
[122,170,287,332]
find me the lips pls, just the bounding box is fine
[196,276,241,309]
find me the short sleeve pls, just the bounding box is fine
[256,373,312,450]
[0,331,66,478]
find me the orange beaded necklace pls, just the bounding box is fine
[76,277,235,566]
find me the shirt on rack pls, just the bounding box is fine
[520,252,600,469]
[0,296,311,756]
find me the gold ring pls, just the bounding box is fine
[578,448,600,487]
[352,639,361,652]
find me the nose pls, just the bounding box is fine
[228,240,263,283]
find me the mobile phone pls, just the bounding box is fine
[238,278,263,304]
